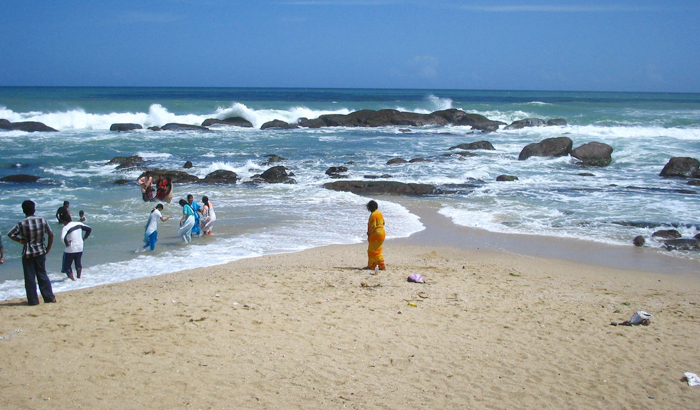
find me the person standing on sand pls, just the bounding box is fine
[59,211,92,281]
[138,203,172,252]
[7,200,56,305]
[178,199,196,243]
[365,200,386,271]
[187,194,201,237]
[137,171,155,202]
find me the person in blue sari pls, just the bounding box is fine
[178,199,196,243]
[187,194,201,237]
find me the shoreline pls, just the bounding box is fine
[388,196,700,276]
[1,197,700,408]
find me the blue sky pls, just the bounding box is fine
[1,0,698,92]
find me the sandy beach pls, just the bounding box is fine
[2,203,700,409]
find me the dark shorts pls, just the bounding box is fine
[62,252,83,274]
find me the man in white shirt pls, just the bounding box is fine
[59,212,92,280]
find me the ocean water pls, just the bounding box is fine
[1,87,699,301]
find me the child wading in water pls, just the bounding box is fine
[138,204,172,252]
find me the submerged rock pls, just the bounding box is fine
[652,229,682,239]
[200,170,238,184]
[201,117,254,128]
[323,180,437,196]
[261,120,299,130]
[496,175,519,182]
[259,166,296,184]
[0,121,58,132]
[107,156,146,169]
[161,123,211,132]
[110,123,143,132]
[449,141,495,151]
[0,174,42,183]
[505,118,546,130]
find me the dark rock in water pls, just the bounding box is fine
[140,169,199,183]
[0,121,58,132]
[578,173,596,177]
[696,233,700,240]
[447,151,478,158]
[161,123,211,132]
[659,157,700,178]
[688,179,700,186]
[325,166,348,175]
[496,175,519,182]
[652,229,682,239]
[431,109,505,132]
[449,141,495,151]
[148,126,162,131]
[0,119,9,125]
[0,174,41,183]
[663,238,700,251]
[114,179,130,185]
[633,236,645,247]
[324,180,437,196]
[110,123,143,132]
[260,166,296,184]
[200,170,238,184]
[571,142,614,167]
[184,161,193,169]
[264,154,287,165]
[399,128,412,133]
[297,117,326,128]
[409,158,428,163]
[505,118,546,130]
[518,137,573,160]
[201,117,254,128]
[547,118,567,126]
[387,158,408,165]
[260,120,298,130]
[364,174,393,179]
[107,155,146,169]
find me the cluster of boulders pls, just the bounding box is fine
[107,155,296,186]
[0,120,57,132]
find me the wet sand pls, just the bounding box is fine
[1,205,699,409]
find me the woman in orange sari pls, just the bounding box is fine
[366,200,386,270]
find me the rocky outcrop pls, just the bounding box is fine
[449,141,495,151]
[659,157,700,178]
[387,158,408,165]
[110,123,143,132]
[263,154,287,165]
[518,137,573,160]
[663,238,700,251]
[571,142,614,167]
[652,229,681,239]
[161,123,211,132]
[364,174,393,179]
[496,175,519,182]
[261,120,299,130]
[323,180,437,196]
[201,117,254,128]
[547,119,567,126]
[107,156,146,169]
[297,117,326,128]
[632,236,645,247]
[325,166,348,179]
[199,170,238,184]
[0,174,42,183]
[431,109,505,132]
[184,161,193,169]
[505,118,546,130]
[0,121,58,132]
[139,169,199,183]
[259,166,296,184]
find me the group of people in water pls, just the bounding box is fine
[5,178,383,306]
[137,171,173,203]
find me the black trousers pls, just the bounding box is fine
[22,254,55,305]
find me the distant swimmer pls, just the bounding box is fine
[56,200,70,223]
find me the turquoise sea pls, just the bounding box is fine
[1,87,699,300]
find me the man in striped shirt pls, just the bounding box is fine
[7,200,56,305]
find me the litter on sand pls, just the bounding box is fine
[0,329,22,341]
[610,311,653,326]
[407,273,425,283]
[684,372,700,386]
